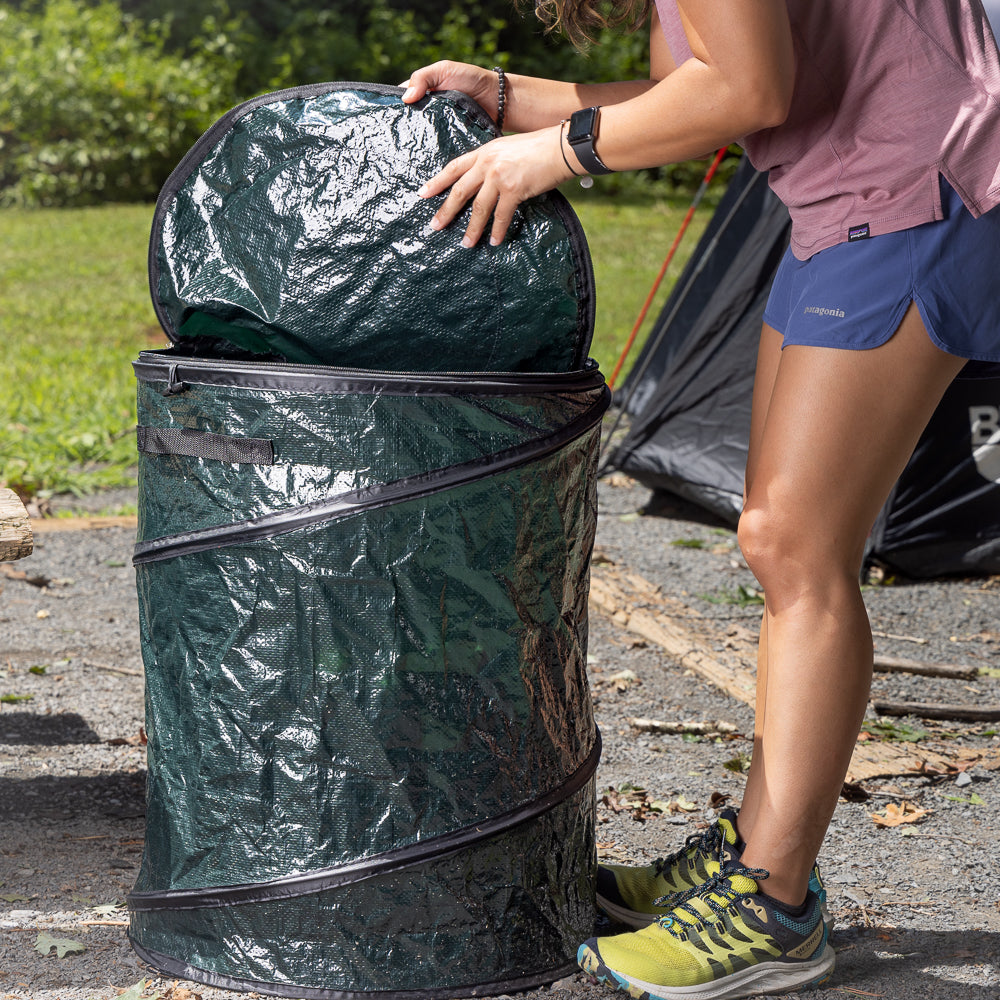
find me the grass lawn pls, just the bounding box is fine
[0,191,712,500]
[0,204,162,499]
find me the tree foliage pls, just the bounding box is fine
[0,0,729,207]
[0,0,240,206]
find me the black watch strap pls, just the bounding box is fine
[567,107,614,176]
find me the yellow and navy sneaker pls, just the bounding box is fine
[597,809,832,931]
[579,865,835,1000]
[596,809,743,928]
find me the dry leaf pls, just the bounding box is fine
[600,669,641,692]
[34,932,86,958]
[162,983,203,1000]
[868,801,931,827]
[605,473,636,489]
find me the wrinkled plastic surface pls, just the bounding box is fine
[151,84,593,372]
[133,367,602,890]
[135,365,604,544]
[130,783,596,996]
[132,81,602,997]
[131,364,603,994]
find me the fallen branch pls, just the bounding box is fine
[873,655,977,680]
[628,717,739,737]
[871,700,1000,723]
[871,630,928,645]
[590,564,1000,782]
[84,660,143,678]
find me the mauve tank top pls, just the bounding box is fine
[654,0,1000,258]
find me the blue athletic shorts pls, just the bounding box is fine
[763,178,1000,378]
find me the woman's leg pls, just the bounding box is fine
[733,304,966,905]
[735,323,784,847]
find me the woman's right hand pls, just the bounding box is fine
[401,61,500,121]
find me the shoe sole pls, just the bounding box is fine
[579,942,836,1000]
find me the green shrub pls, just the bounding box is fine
[0,0,241,206]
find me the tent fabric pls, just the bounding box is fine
[612,159,790,522]
[609,157,1000,577]
[128,83,606,997]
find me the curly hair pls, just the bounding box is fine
[517,0,653,48]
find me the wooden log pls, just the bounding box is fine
[873,654,977,681]
[589,564,1000,781]
[0,488,33,561]
[872,700,1000,723]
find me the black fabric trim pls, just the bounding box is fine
[128,730,600,912]
[133,351,605,397]
[136,426,274,465]
[132,384,610,565]
[128,937,579,1000]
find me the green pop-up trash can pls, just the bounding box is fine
[127,83,607,998]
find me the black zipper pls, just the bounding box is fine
[134,351,605,397]
[133,383,610,565]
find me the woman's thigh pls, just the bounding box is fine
[743,303,966,577]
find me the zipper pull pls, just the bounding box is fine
[162,364,187,396]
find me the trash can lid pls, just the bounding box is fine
[149,82,595,373]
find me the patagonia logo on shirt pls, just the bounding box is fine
[848,223,871,242]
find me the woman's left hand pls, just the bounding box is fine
[419,125,577,247]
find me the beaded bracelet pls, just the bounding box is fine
[494,65,506,133]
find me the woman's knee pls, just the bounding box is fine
[737,503,790,592]
[738,500,865,599]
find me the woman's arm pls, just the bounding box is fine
[401,7,676,132]
[401,66,656,134]
[414,0,794,246]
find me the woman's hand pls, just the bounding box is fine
[417,126,577,247]
[401,61,498,119]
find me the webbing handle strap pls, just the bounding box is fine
[136,426,275,466]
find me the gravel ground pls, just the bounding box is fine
[1,478,998,1000]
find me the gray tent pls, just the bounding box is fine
[607,157,1000,578]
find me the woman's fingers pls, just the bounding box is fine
[399,61,493,107]
[424,159,488,240]
[418,129,573,246]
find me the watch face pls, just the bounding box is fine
[568,106,599,143]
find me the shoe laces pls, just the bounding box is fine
[655,864,770,937]
[652,822,725,880]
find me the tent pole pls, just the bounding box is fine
[598,167,767,477]
[607,147,729,389]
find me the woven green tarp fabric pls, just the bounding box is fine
[150,84,593,372]
[133,364,602,891]
[129,782,596,995]
[131,82,603,998]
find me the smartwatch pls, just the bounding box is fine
[566,106,613,175]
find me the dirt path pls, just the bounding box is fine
[1,480,997,999]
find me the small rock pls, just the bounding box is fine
[955,771,973,788]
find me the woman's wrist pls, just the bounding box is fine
[558,121,586,177]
